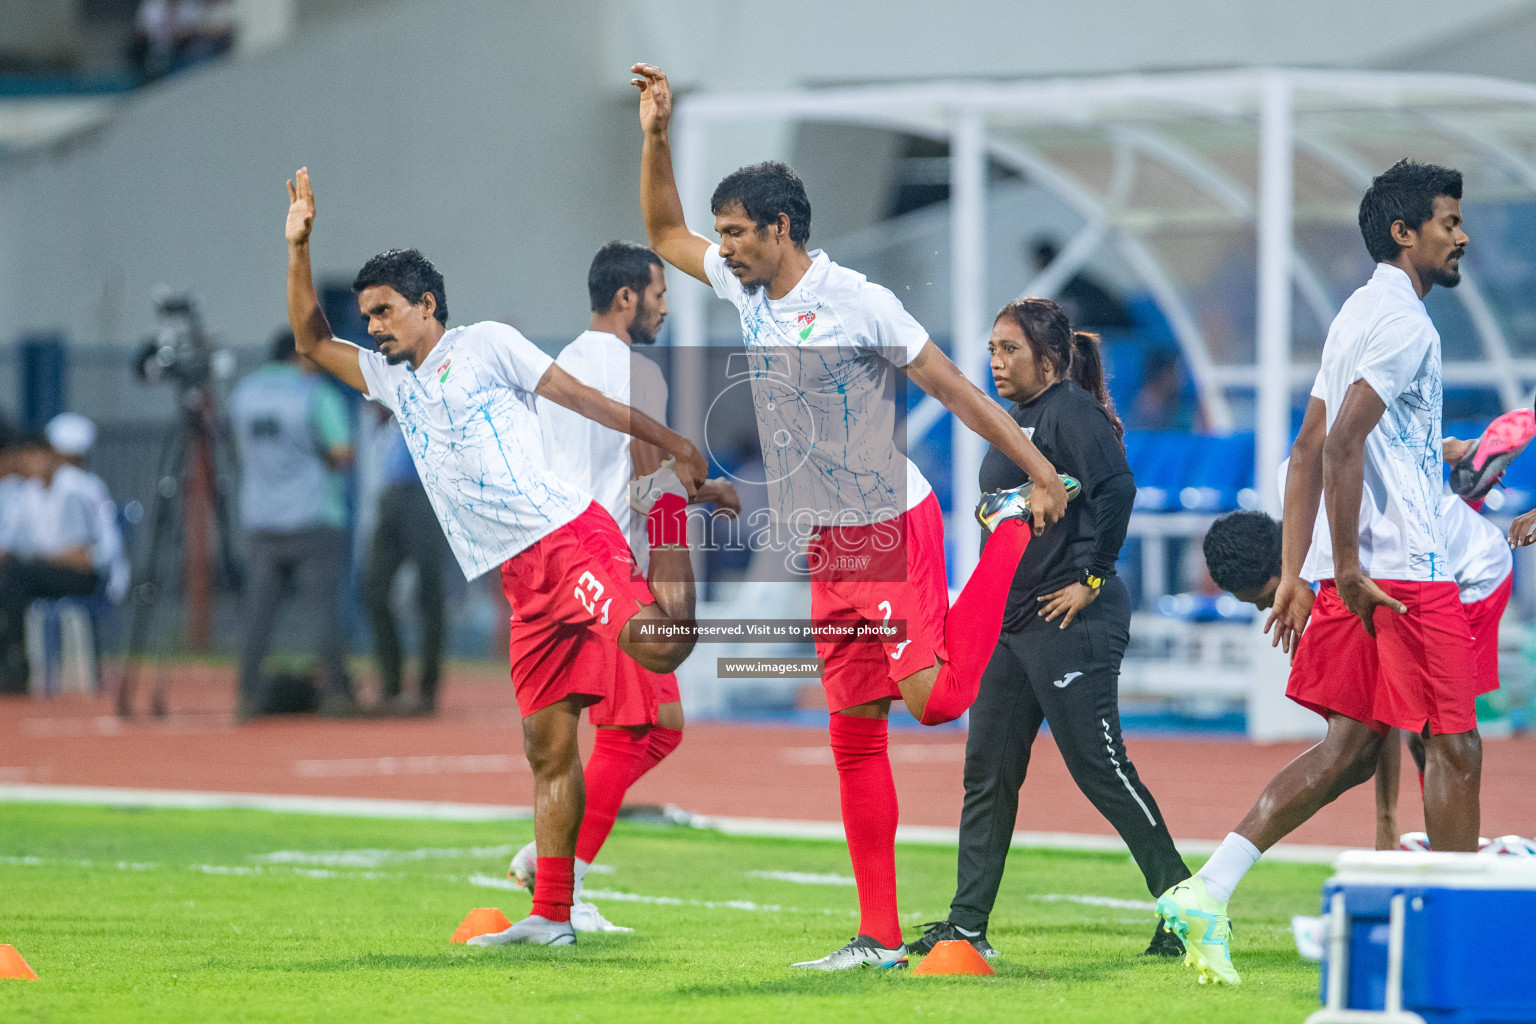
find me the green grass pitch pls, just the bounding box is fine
[0,803,1328,1023]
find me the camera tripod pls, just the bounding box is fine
[116,384,240,718]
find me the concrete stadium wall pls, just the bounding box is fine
[2,0,1534,352]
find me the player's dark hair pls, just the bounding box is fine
[268,329,297,363]
[996,297,1123,442]
[711,162,812,247]
[352,248,448,324]
[1203,510,1283,595]
[1358,159,1463,263]
[588,241,663,313]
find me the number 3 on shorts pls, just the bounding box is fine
[574,571,613,625]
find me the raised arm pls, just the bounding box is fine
[535,362,708,492]
[904,339,1067,533]
[632,64,711,284]
[1264,397,1325,652]
[1325,379,1407,635]
[285,168,368,394]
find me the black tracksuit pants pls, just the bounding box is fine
[948,578,1189,932]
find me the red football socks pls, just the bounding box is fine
[829,713,902,949]
[647,493,688,547]
[531,857,575,922]
[574,725,685,865]
[920,519,1030,725]
[575,728,650,864]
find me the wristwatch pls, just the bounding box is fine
[1078,568,1104,590]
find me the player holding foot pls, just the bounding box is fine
[283,168,706,947]
[632,63,1073,970]
[506,241,740,933]
[1159,160,1479,986]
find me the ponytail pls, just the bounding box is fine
[1070,330,1124,444]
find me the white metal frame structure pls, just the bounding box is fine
[668,69,1536,574]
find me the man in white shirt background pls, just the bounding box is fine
[1158,159,1478,987]
[0,429,107,693]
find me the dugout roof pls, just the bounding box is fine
[667,68,1536,559]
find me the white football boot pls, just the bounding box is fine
[465,915,576,947]
[790,935,908,970]
[507,840,537,889]
[627,457,689,515]
[570,901,634,933]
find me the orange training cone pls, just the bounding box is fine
[451,908,513,944]
[911,939,996,976]
[0,945,38,980]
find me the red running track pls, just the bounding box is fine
[2,663,1532,847]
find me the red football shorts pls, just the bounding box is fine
[808,492,950,713]
[1463,572,1511,697]
[1287,579,1477,735]
[501,502,653,718]
[589,571,680,727]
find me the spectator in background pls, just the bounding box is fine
[1030,238,1134,331]
[363,418,450,717]
[1129,349,1199,431]
[229,330,355,720]
[0,432,103,694]
[130,0,236,82]
[45,413,131,606]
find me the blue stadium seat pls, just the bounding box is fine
[1179,432,1255,511]
[1128,431,1198,511]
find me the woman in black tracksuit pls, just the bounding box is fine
[910,298,1191,958]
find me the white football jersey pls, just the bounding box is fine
[358,321,588,579]
[704,245,932,525]
[538,330,668,568]
[1302,264,1449,584]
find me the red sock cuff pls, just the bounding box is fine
[530,857,575,922]
[1466,497,1486,513]
[647,493,688,548]
[642,725,683,768]
[828,713,888,764]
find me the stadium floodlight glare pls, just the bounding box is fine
[668,68,1536,568]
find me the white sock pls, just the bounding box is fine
[1197,833,1262,903]
[573,858,591,903]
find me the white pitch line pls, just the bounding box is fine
[292,755,524,779]
[0,784,1348,863]
[1030,893,1158,912]
[747,870,856,886]
[466,874,851,917]
[253,845,517,868]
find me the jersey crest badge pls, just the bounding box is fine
[796,311,816,340]
[436,359,452,383]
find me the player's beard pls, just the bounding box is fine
[378,338,411,364]
[629,298,659,347]
[1431,250,1464,289]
